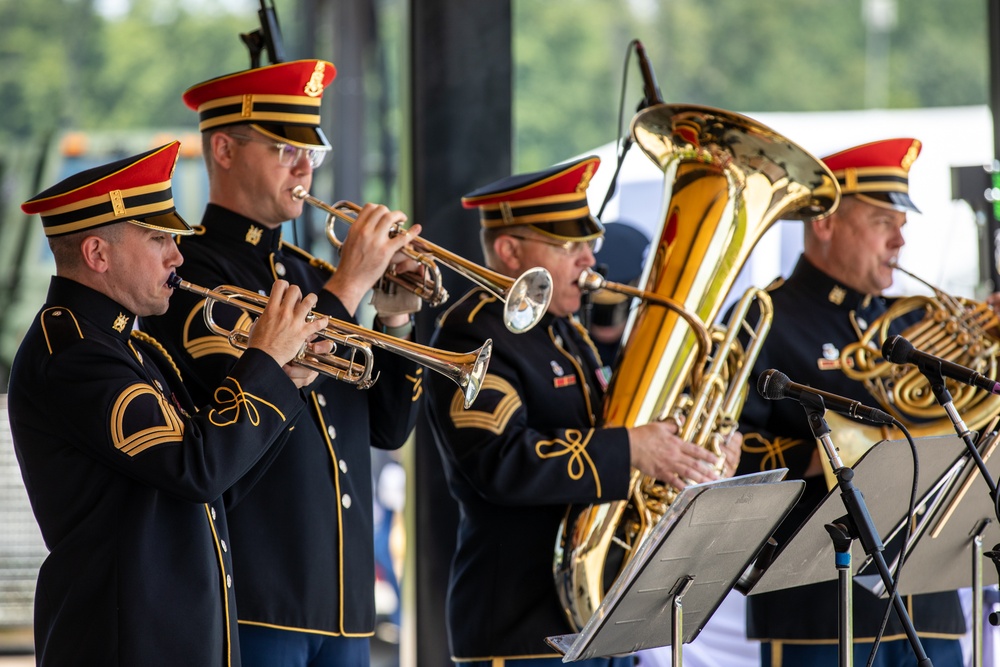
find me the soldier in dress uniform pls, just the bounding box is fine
[734,138,967,666]
[423,156,742,666]
[8,141,327,667]
[140,60,424,666]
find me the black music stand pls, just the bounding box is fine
[854,431,1000,596]
[749,434,969,596]
[546,471,803,663]
[851,432,1000,667]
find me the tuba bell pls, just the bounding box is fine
[553,103,841,631]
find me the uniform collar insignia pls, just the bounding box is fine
[828,285,847,305]
[112,312,130,333]
[245,225,263,246]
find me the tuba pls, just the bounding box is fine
[820,264,1000,487]
[553,103,840,631]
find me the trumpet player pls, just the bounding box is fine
[732,138,966,666]
[141,60,424,666]
[424,156,742,666]
[9,142,330,666]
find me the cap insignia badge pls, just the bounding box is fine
[305,61,326,97]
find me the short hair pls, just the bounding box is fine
[48,223,125,270]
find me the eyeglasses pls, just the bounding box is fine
[227,132,329,169]
[506,233,604,255]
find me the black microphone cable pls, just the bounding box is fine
[596,39,640,221]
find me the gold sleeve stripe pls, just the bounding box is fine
[111,383,185,456]
[449,374,521,434]
[40,307,83,354]
[183,300,243,359]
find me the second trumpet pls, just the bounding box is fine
[292,186,553,334]
[167,273,491,408]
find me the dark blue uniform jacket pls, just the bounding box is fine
[734,256,966,642]
[141,204,421,637]
[425,288,632,660]
[8,276,305,666]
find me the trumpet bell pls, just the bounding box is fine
[503,267,553,333]
[461,339,493,409]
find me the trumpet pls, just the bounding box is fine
[167,273,492,408]
[292,186,553,333]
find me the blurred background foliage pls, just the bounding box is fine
[0,0,989,171]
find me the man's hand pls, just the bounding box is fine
[280,338,335,389]
[627,420,725,489]
[720,430,743,478]
[248,280,329,369]
[323,203,424,316]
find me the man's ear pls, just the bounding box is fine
[79,235,111,273]
[809,213,836,243]
[211,131,235,168]
[492,234,522,273]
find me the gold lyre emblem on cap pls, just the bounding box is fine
[304,61,326,98]
[113,312,129,333]
[246,225,263,246]
[577,162,596,192]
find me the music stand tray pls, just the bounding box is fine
[855,432,1000,597]
[546,471,804,661]
[750,435,969,595]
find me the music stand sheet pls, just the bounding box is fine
[547,471,803,661]
[854,433,1000,597]
[750,435,968,595]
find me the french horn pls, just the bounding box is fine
[821,263,1000,487]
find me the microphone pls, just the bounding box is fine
[882,335,1000,395]
[757,369,895,425]
[634,40,664,109]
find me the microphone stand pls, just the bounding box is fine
[798,391,933,667]
[920,363,1000,638]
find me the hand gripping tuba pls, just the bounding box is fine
[552,103,841,631]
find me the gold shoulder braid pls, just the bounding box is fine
[132,330,184,381]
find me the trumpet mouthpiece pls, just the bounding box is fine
[291,185,308,201]
[167,273,182,289]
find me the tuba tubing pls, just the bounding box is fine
[167,273,492,408]
[553,102,840,631]
[291,186,554,334]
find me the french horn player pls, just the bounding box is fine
[423,155,741,666]
[732,138,968,666]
